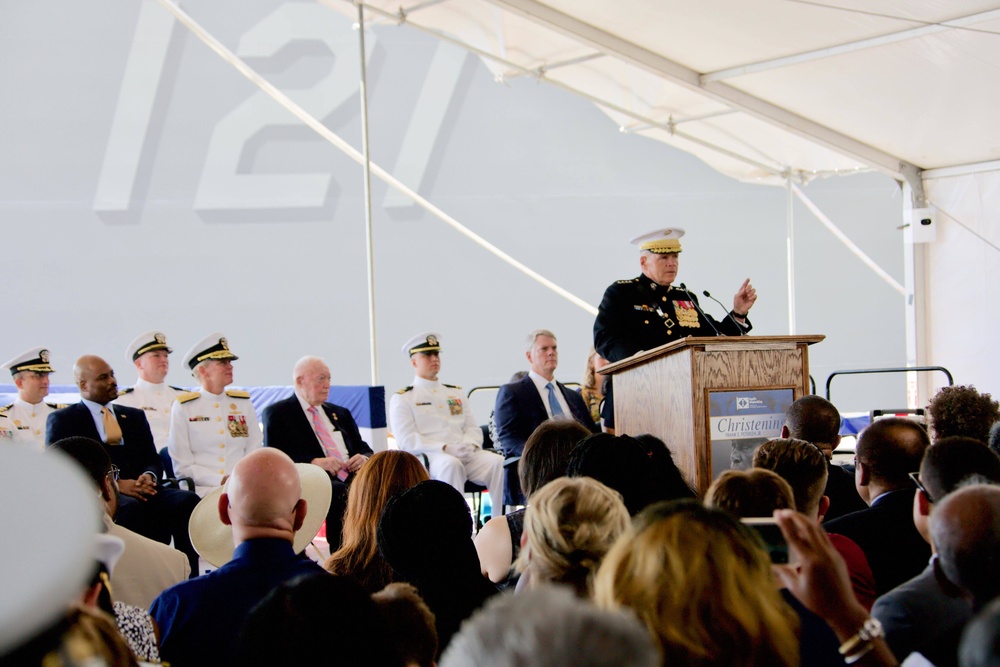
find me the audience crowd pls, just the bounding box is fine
[4,320,1000,667]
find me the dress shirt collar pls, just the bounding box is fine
[14,397,44,409]
[528,370,558,392]
[201,388,224,399]
[295,391,325,416]
[413,376,439,389]
[80,397,111,419]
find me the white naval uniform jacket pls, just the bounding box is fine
[0,398,61,451]
[388,376,483,455]
[167,388,262,495]
[114,379,184,451]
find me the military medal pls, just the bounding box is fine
[447,398,463,416]
[673,300,701,328]
[228,415,249,437]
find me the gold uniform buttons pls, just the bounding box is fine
[218,457,224,463]
[217,417,222,421]
[219,444,225,449]
[214,403,219,408]
[662,296,667,301]
[644,320,649,324]
[219,429,224,434]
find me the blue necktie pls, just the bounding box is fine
[546,382,564,417]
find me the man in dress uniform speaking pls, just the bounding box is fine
[593,228,758,431]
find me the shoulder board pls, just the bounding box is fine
[169,386,186,392]
[396,386,413,395]
[0,404,10,413]
[615,278,638,284]
[225,389,251,399]
[443,383,462,390]
[177,391,201,404]
[46,403,69,409]
[117,387,135,397]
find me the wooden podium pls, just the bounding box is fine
[599,335,824,495]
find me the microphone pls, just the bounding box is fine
[679,283,721,336]
[702,290,746,336]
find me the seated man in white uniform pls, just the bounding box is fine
[0,347,66,451]
[114,331,185,451]
[167,333,262,496]
[389,332,504,499]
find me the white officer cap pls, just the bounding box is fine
[630,228,686,254]
[1,347,55,376]
[126,330,173,364]
[183,333,239,371]
[402,332,442,357]
[0,447,103,656]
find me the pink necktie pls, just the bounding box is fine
[308,406,349,481]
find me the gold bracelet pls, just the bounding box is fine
[838,617,883,657]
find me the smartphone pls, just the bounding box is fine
[741,517,792,564]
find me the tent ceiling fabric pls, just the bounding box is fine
[331,0,1000,186]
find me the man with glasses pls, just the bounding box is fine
[825,417,931,596]
[0,347,67,451]
[48,436,191,607]
[872,437,1000,664]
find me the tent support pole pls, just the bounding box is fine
[357,2,379,385]
[786,175,796,335]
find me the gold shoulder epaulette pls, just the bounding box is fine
[169,386,186,392]
[117,387,134,397]
[0,404,10,413]
[226,389,251,399]
[177,391,201,404]
[396,386,413,395]
[46,403,69,409]
[443,383,462,390]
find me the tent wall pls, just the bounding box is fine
[923,171,1000,398]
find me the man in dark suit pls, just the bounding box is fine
[825,417,931,597]
[46,355,200,572]
[260,355,373,551]
[494,330,598,506]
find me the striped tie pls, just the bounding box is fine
[308,406,348,481]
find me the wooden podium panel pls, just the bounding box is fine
[601,335,824,494]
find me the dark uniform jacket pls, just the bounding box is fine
[594,274,750,363]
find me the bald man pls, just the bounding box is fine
[46,355,200,572]
[260,356,373,550]
[931,483,1000,612]
[151,449,325,666]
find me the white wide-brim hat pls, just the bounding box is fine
[188,462,333,568]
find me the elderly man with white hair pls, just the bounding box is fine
[260,355,373,550]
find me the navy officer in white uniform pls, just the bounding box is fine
[167,333,262,496]
[114,331,185,451]
[389,332,504,499]
[0,347,66,452]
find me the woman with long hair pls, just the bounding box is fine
[594,501,800,667]
[580,347,609,425]
[324,449,429,592]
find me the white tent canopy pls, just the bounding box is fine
[323,0,1000,402]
